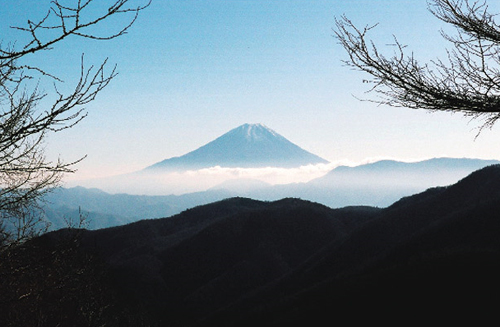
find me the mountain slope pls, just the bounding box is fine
[68,166,500,324]
[7,165,500,326]
[207,164,500,326]
[145,123,329,170]
[74,198,378,325]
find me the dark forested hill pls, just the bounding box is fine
[209,164,500,326]
[3,165,500,326]
[75,198,379,325]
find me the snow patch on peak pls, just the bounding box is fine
[240,123,264,141]
[239,123,280,142]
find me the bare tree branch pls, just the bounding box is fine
[3,0,151,60]
[0,0,150,245]
[335,0,500,132]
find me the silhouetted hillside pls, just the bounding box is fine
[0,230,154,326]
[75,198,378,325]
[3,165,500,326]
[206,164,500,326]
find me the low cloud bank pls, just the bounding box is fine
[187,162,339,184]
[67,162,343,195]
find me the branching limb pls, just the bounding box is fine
[0,0,150,245]
[2,0,151,60]
[334,0,500,131]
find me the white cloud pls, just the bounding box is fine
[68,163,344,195]
[184,162,340,185]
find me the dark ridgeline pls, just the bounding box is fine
[144,123,329,171]
[2,165,500,326]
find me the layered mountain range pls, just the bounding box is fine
[5,164,500,326]
[46,157,499,229]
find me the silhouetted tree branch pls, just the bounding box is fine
[335,0,500,131]
[0,0,150,246]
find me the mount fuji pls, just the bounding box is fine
[145,123,329,171]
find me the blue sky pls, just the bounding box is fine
[2,0,500,184]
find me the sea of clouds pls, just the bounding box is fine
[68,162,346,195]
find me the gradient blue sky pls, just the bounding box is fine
[2,0,500,182]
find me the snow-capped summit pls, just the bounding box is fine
[145,123,329,171]
[228,123,285,143]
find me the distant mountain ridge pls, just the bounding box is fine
[225,157,500,207]
[309,157,500,188]
[145,123,329,171]
[45,157,499,230]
